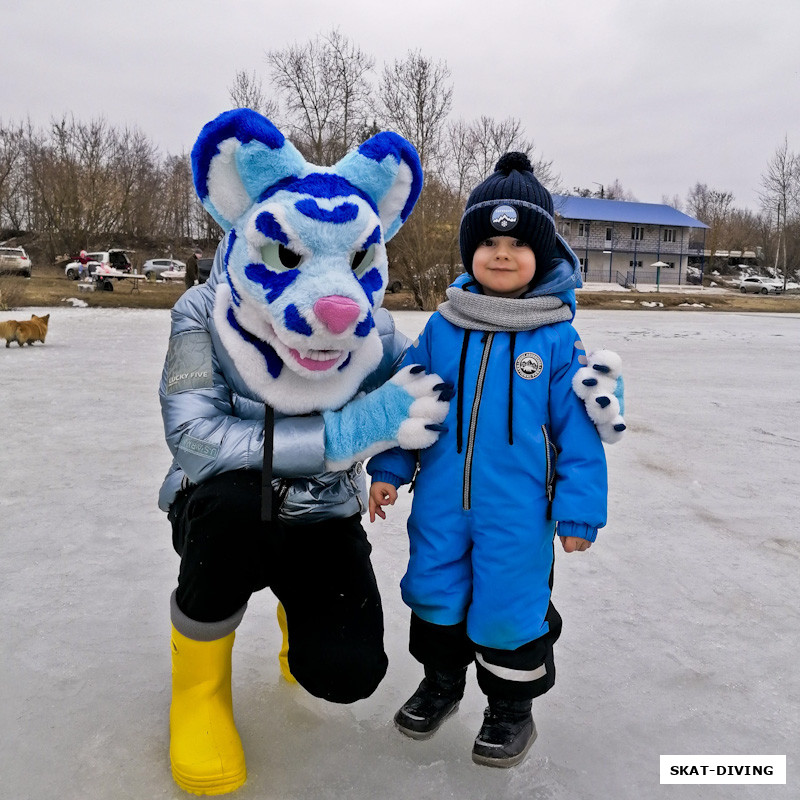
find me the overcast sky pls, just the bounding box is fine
[3,0,799,211]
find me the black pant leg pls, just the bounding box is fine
[170,470,275,622]
[408,612,475,673]
[474,601,563,701]
[269,514,388,704]
[170,469,387,703]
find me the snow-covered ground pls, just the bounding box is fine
[2,307,798,800]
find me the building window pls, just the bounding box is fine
[631,226,644,240]
[558,221,571,236]
[578,222,591,237]
[578,257,587,269]
[663,228,676,242]
[666,261,675,268]
[629,260,642,268]
[605,227,613,241]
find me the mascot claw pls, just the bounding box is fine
[572,349,626,444]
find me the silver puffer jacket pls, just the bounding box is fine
[157,239,409,523]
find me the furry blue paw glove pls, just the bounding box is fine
[322,365,452,470]
[572,350,626,444]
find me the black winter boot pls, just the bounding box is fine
[394,667,467,740]
[472,698,536,767]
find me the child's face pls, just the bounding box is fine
[471,236,536,297]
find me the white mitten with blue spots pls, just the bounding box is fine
[323,365,452,470]
[572,349,626,444]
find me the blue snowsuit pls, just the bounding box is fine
[368,238,607,694]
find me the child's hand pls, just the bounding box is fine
[369,481,398,523]
[560,536,592,553]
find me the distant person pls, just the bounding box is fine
[78,250,92,280]
[184,248,201,290]
[368,153,619,768]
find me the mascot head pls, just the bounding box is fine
[191,109,422,414]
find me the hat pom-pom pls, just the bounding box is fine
[495,151,532,175]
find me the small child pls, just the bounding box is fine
[367,153,608,768]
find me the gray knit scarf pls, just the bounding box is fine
[438,283,573,332]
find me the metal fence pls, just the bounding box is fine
[584,267,683,286]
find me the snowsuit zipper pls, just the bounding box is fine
[463,333,495,510]
[542,424,557,519]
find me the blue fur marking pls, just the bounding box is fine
[615,375,625,416]
[284,304,313,336]
[226,308,283,379]
[357,133,423,222]
[255,211,289,244]
[295,199,359,224]
[258,173,378,214]
[363,225,382,249]
[192,109,285,200]
[224,230,237,265]
[338,353,352,372]
[257,175,300,204]
[354,312,374,338]
[244,263,299,303]
[359,268,383,305]
[225,269,242,306]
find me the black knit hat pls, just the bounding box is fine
[459,152,556,278]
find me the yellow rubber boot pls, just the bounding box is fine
[170,626,247,795]
[276,603,296,684]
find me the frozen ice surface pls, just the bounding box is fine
[1,307,798,799]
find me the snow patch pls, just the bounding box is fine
[2,307,799,799]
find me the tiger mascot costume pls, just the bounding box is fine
[158,109,624,795]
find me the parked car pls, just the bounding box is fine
[161,266,187,281]
[65,249,132,280]
[142,258,186,280]
[0,246,32,277]
[739,276,783,294]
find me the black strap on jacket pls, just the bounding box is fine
[261,404,274,522]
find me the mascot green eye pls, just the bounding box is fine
[261,242,303,271]
[350,245,375,276]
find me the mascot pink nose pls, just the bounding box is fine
[313,295,361,334]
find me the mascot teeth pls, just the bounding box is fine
[289,348,345,371]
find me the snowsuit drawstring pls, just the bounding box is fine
[508,331,517,445]
[261,404,274,521]
[456,329,471,454]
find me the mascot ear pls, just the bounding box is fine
[190,108,307,230]
[335,132,423,242]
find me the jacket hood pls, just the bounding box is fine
[451,234,581,318]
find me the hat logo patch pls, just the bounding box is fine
[491,204,518,231]
[514,352,543,380]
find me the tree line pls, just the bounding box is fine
[0,116,219,261]
[2,29,798,300]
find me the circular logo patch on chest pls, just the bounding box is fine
[490,204,518,231]
[514,352,543,380]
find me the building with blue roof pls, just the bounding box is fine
[553,195,709,285]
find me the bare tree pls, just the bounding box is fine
[686,182,735,272]
[759,136,800,287]
[374,51,456,307]
[266,29,374,164]
[0,120,27,231]
[444,116,557,201]
[604,179,636,201]
[377,50,452,173]
[228,70,279,120]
